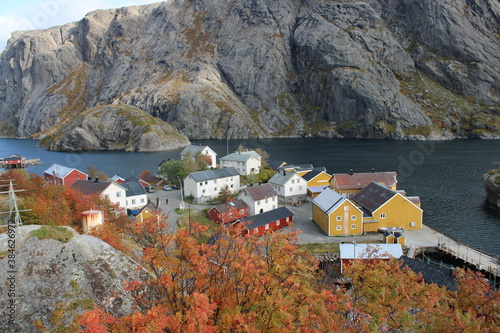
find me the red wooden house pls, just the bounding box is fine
[44,164,88,187]
[208,199,249,224]
[3,155,24,166]
[237,206,294,236]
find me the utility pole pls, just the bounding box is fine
[0,180,30,227]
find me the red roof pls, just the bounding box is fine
[211,199,248,215]
[243,183,277,201]
[333,172,397,190]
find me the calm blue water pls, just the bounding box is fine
[1,138,499,256]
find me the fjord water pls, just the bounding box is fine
[1,138,499,256]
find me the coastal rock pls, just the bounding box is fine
[39,105,191,151]
[0,0,499,142]
[0,226,148,332]
[483,170,500,208]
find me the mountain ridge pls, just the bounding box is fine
[0,0,499,148]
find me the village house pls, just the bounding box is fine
[330,171,398,198]
[311,188,364,236]
[208,199,249,224]
[239,183,278,216]
[183,167,240,203]
[180,144,217,169]
[141,173,167,189]
[219,151,261,176]
[44,164,88,187]
[71,179,127,208]
[268,169,307,204]
[134,201,161,223]
[237,206,294,236]
[352,181,423,232]
[122,176,148,215]
[339,243,403,273]
[301,169,332,198]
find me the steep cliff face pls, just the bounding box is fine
[483,170,500,208]
[40,104,191,151]
[0,0,499,144]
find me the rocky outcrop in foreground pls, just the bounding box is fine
[0,225,147,332]
[0,0,499,144]
[40,104,191,151]
[483,170,500,208]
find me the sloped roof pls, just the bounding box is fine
[44,164,87,179]
[333,172,397,190]
[352,181,398,214]
[241,206,294,229]
[267,159,286,171]
[243,183,277,201]
[312,188,347,215]
[138,201,161,215]
[340,243,403,260]
[407,196,421,205]
[124,174,141,183]
[301,170,330,181]
[269,170,298,186]
[71,180,123,195]
[280,164,314,172]
[400,256,457,291]
[181,145,215,156]
[188,167,240,182]
[141,173,163,185]
[122,181,147,197]
[220,151,261,162]
[307,185,329,194]
[210,199,248,214]
[111,175,125,182]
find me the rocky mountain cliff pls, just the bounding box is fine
[483,170,500,208]
[0,0,499,146]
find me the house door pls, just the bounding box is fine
[343,206,349,235]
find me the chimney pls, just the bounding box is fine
[87,175,92,180]
[349,169,353,176]
[95,177,99,183]
[283,169,286,176]
[372,168,375,173]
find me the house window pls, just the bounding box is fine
[348,193,354,199]
[289,187,292,192]
[214,187,217,191]
[132,199,136,205]
[277,220,280,226]
[292,179,295,184]
[141,198,145,203]
[231,184,233,188]
[351,224,356,229]
[214,179,217,184]
[116,192,121,198]
[265,198,268,204]
[336,216,342,221]
[336,225,342,230]
[205,181,208,185]
[380,213,386,219]
[299,186,302,191]
[410,222,416,227]
[272,197,276,201]
[286,217,289,222]
[265,224,269,230]
[104,194,110,200]
[351,215,357,220]
[199,182,202,186]
[202,189,206,193]
[257,201,261,205]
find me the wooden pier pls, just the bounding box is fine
[0,155,41,169]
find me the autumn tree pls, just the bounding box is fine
[216,185,232,204]
[140,169,151,179]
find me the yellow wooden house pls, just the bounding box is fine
[312,188,364,236]
[352,181,423,232]
[302,170,332,198]
[330,171,398,198]
[135,201,161,223]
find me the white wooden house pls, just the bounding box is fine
[71,180,127,208]
[268,170,307,204]
[180,145,217,169]
[183,167,240,203]
[239,183,278,216]
[219,151,261,176]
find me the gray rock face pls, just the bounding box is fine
[0,0,499,142]
[483,171,500,208]
[0,226,148,332]
[40,104,191,151]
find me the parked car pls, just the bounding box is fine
[163,185,172,191]
[172,184,181,190]
[144,186,155,193]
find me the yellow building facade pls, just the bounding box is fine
[312,188,364,236]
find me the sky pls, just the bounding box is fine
[0,0,159,52]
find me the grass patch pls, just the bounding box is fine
[29,226,74,243]
[298,242,340,254]
[175,208,193,215]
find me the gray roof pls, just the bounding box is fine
[220,151,261,162]
[180,145,215,156]
[269,170,297,186]
[241,206,294,229]
[44,164,87,179]
[352,181,398,214]
[122,181,147,197]
[188,167,240,182]
[312,188,347,214]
